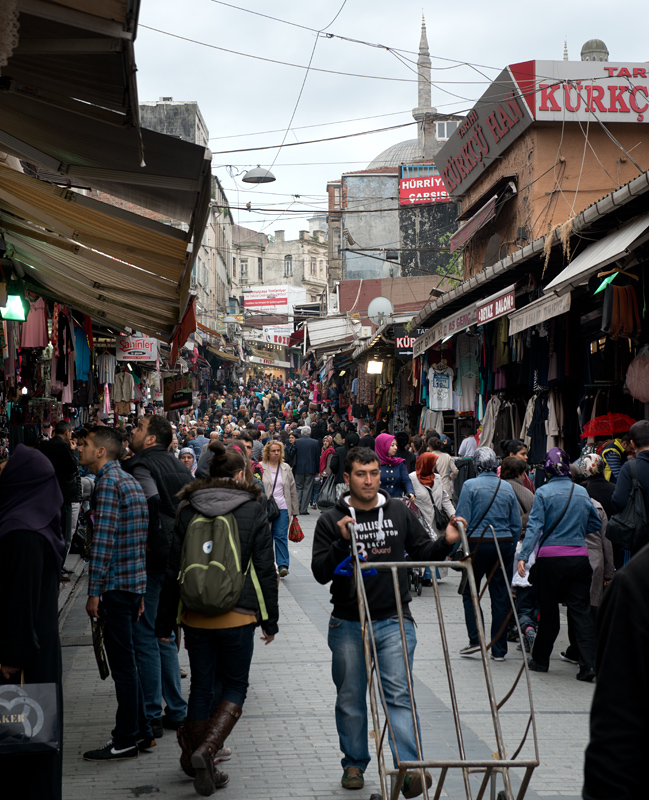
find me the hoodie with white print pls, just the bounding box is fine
[311,489,453,621]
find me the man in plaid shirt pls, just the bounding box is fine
[79,426,151,762]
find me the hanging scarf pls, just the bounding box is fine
[415,452,438,487]
[375,433,404,466]
[319,436,335,474]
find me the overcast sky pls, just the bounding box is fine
[135,0,643,239]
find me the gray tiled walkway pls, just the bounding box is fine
[60,513,590,799]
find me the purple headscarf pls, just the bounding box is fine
[545,447,572,478]
[375,433,404,467]
[0,444,65,572]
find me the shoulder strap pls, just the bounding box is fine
[271,463,280,491]
[469,477,502,537]
[537,482,575,551]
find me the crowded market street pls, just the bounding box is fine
[59,513,590,800]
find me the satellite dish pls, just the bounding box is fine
[367,296,394,325]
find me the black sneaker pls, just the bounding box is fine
[560,651,579,665]
[161,714,185,731]
[527,658,549,673]
[152,720,164,739]
[137,736,157,752]
[459,643,480,657]
[576,667,596,682]
[83,741,139,761]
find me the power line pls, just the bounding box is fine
[210,121,416,154]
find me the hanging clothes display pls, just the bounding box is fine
[96,352,116,385]
[427,361,454,411]
[455,334,479,414]
[113,369,135,403]
[20,297,48,348]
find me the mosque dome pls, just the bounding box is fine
[580,39,609,62]
[368,138,421,169]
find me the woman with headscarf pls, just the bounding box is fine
[427,436,459,498]
[319,435,335,479]
[410,453,455,582]
[517,448,602,681]
[455,447,521,661]
[581,453,615,520]
[375,433,416,500]
[179,446,198,476]
[0,445,65,800]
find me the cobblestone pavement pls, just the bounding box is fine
[60,512,591,800]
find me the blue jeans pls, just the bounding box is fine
[100,590,150,748]
[183,623,256,721]
[311,479,321,505]
[515,585,539,632]
[271,509,290,569]
[461,540,515,658]
[327,615,421,771]
[132,572,187,723]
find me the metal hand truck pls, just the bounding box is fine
[348,520,540,800]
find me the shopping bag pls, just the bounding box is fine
[317,472,337,511]
[91,618,111,680]
[0,680,60,754]
[288,516,304,543]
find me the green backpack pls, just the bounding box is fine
[179,512,247,616]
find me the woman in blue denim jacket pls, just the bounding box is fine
[455,447,521,661]
[517,448,601,681]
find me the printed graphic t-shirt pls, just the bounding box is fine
[427,365,454,411]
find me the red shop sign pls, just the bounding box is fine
[477,289,515,325]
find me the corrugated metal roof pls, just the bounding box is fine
[307,317,361,347]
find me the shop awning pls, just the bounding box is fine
[544,211,649,296]
[450,182,517,253]
[0,163,192,339]
[207,345,239,363]
[197,322,226,343]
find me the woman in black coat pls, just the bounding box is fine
[156,441,278,796]
[0,445,65,800]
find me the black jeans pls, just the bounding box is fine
[183,623,256,721]
[531,556,596,670]
[100,590,150,748]
[462,540,515,658]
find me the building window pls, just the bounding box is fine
[284,254,293,277]
[319,259,325,278]
[240,258,248,279]
[310,258,316,276]
[258,257,263,281]
[436,120,459,140]
[232,257,236,278]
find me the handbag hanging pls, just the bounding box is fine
[426,485,451,532]
[266,464,281,523]
[0,674,60,754]
[317,471,337,510]
[528,483,575,585]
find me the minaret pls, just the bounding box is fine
[412,15,438,158]
[563,39,569,60]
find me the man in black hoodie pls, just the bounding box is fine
[123,415,193,738]
[312,447,462,798]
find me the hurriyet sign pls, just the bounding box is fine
[399,168,450,205]
[116,335,157,362]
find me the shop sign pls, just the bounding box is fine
[508,292,571,336]
[395,326,426,357]
[248,355,290,368]
[163,373,192,411]
[399,168,450,205]
[436,67,534,198]
[412,303,477,357]
[116,334,157,362]
[476,288,515,325]
[244,288,288,312]
[262,324,293,345]
[511,60,649,124]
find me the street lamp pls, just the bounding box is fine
[242,166,276,184]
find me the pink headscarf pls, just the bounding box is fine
[375,433,404,467]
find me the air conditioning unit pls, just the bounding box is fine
[360,326,372,338]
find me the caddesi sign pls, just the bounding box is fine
[163,373,192,410]
[395,326,426,356]
[476,288,515,325]
[399,169,450,206]
[436,67,534,198]
[510,60,649,123]
[116,335,157,362]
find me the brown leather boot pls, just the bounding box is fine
[178,721,207,778]
[191,701,241,796]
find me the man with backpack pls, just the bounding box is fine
[122,415,192,739]
[610,420,649,554]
